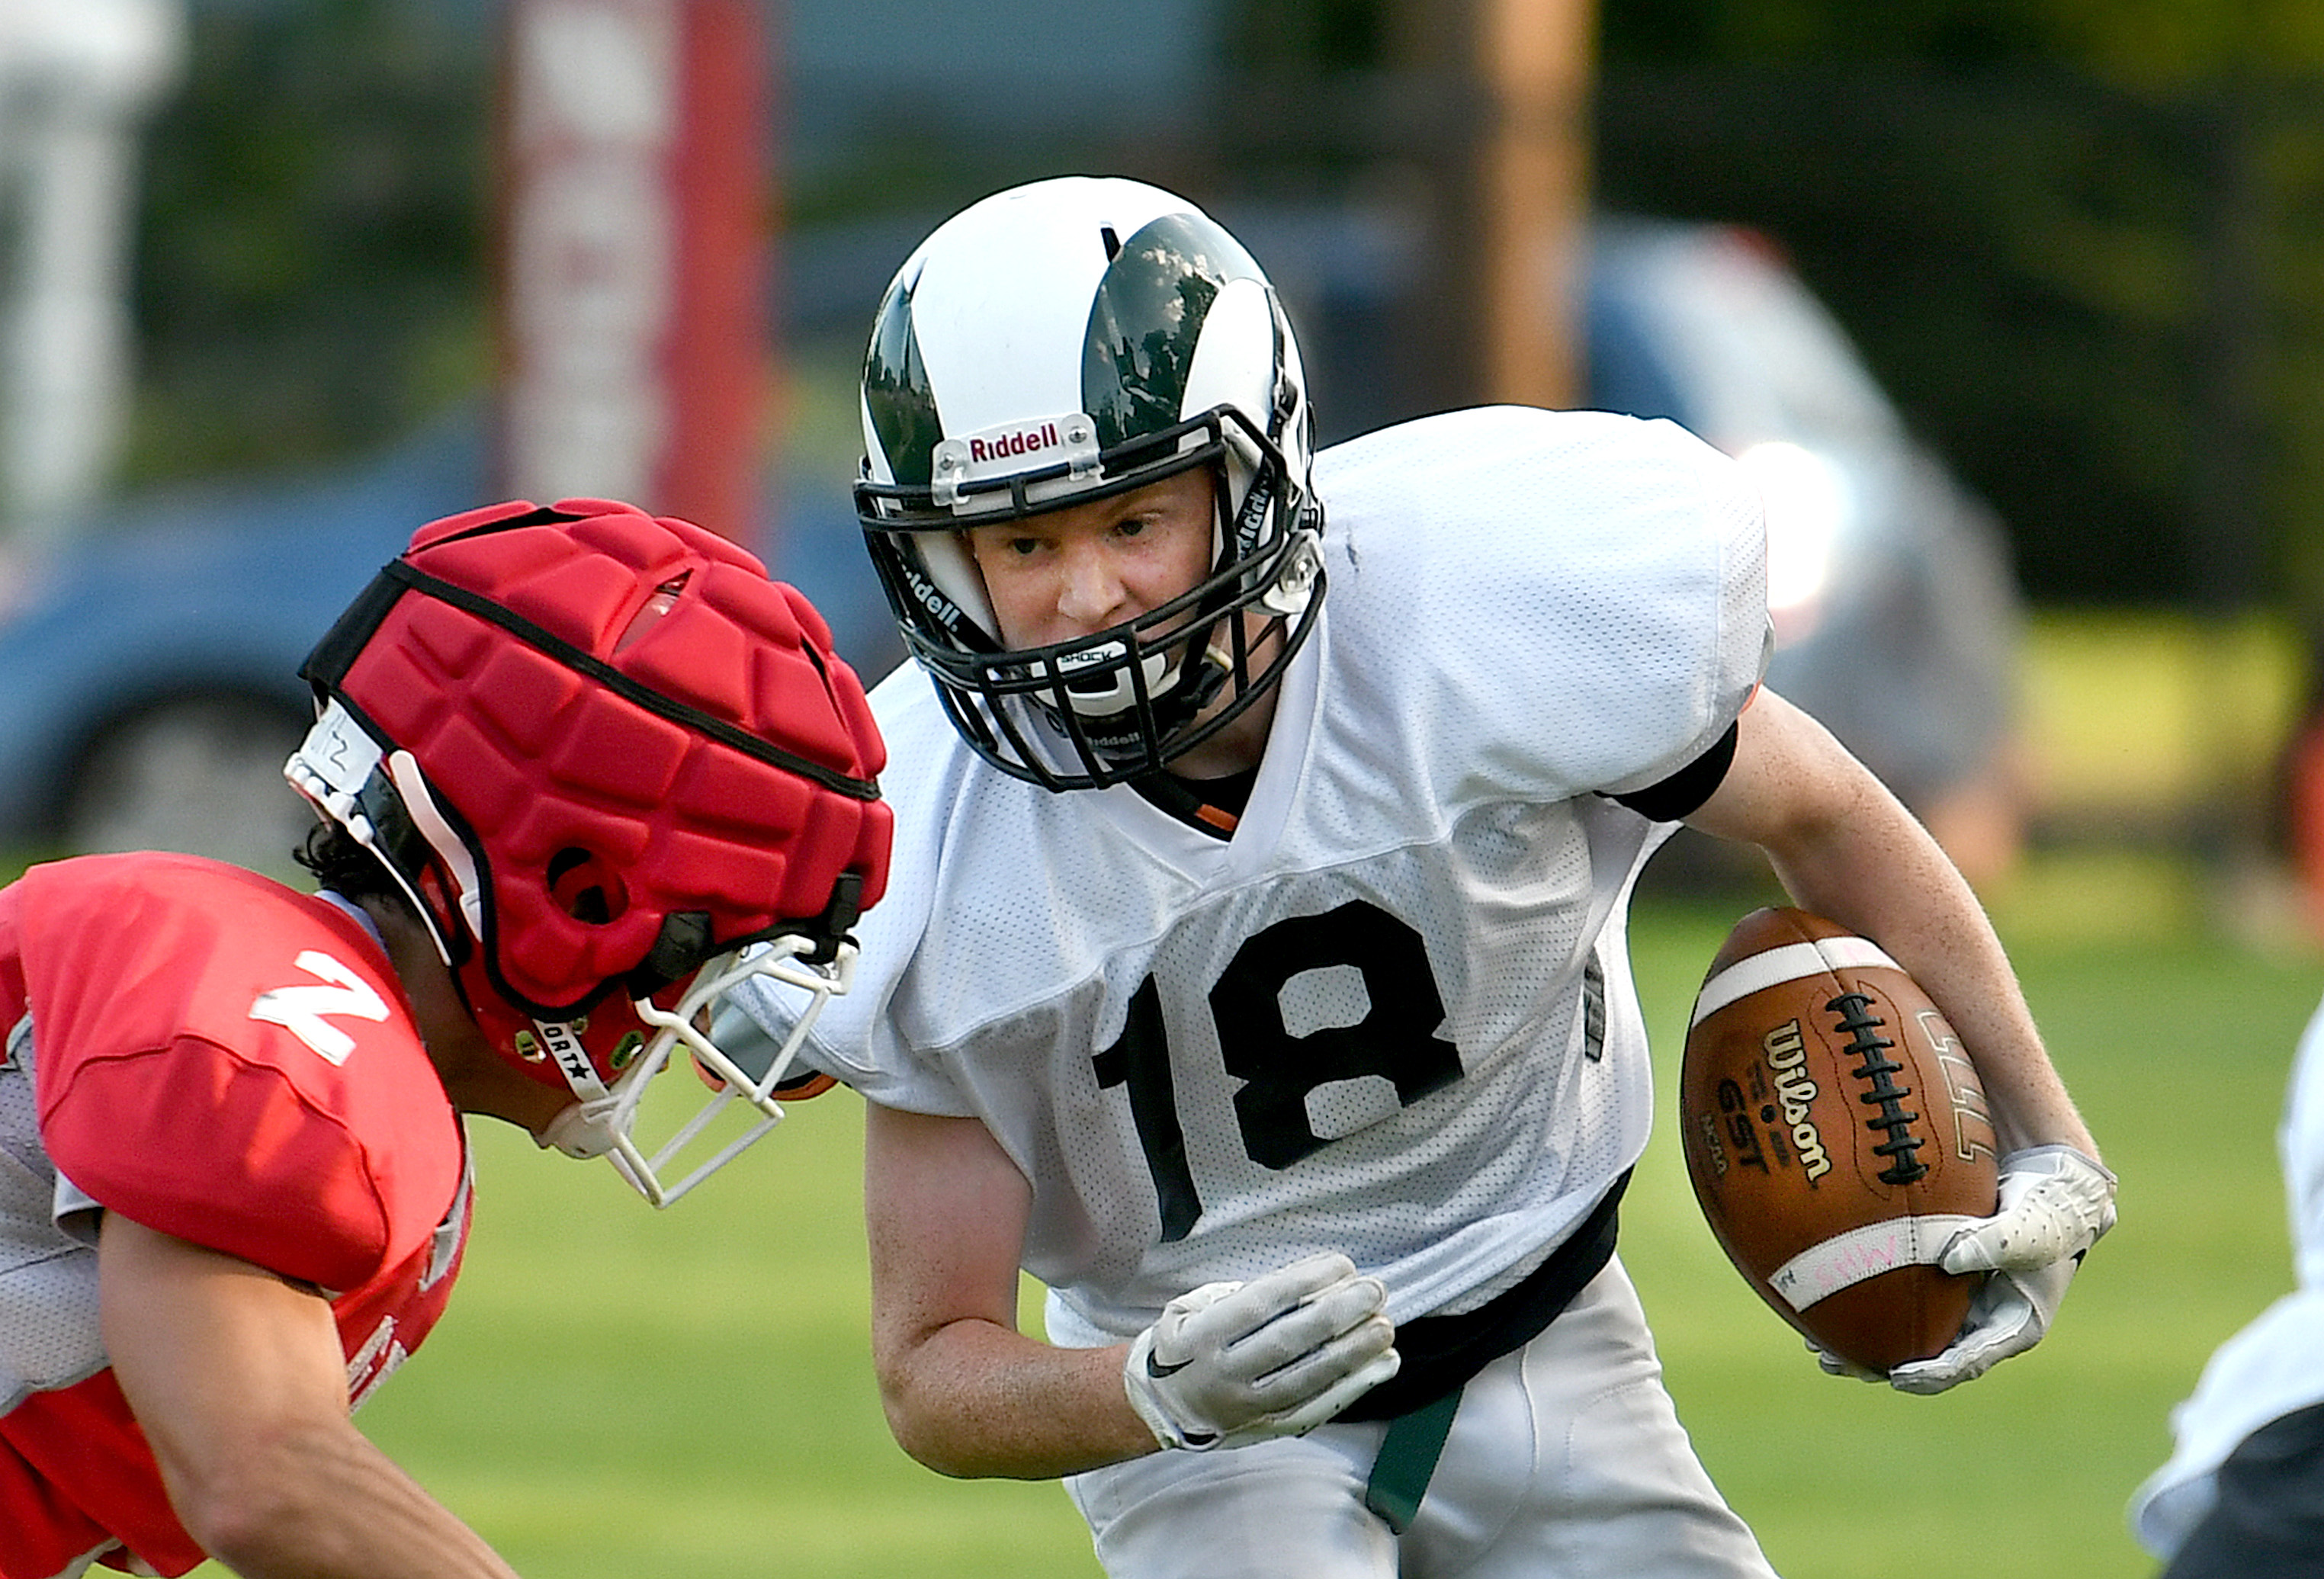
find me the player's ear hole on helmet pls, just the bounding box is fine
[546,846,628,925]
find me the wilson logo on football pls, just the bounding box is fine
[1761,1020,1832,1181]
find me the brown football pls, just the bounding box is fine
[1678,907,2000,1372]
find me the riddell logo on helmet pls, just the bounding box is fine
[966,423,1064,464]
[900,563,962,629]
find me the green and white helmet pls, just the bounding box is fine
[855,175,1324,791]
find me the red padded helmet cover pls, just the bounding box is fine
[329,498,891,1018]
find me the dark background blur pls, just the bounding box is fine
[125,2,2324,634]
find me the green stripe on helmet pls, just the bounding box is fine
[862,267,944,489]
[1082,213,1269,452]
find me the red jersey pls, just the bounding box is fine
[0,854,473,1579]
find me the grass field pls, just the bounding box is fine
[274,865,2319,1579]
[0,830,2283,1575]
[3,493,2298,1571]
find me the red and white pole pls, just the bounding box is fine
[495,0,769,546]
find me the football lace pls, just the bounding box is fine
[1825,991,1930,1185]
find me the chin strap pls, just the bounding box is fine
[524,1016,619,1157]
[537,1093,616,1159]
[528,938,858,1207]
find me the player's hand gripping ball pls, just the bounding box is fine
[1678,907,2000,1373]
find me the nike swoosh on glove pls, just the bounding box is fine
[1884,1143,2117,1395]
[1123,1251,1401,1451]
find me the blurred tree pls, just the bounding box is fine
[1591,0,2324,880]
[1601,0,2324,75]
[101,0,2324,691]
[1221,0,1390,72]
[1590,4,2324,620]
[126,0,490,483]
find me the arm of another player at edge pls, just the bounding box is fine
[98,1215,523,1579]
[864,1102,1161,1478]
[1682,688,2101,1162]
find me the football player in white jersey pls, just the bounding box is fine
[2131,990,2324,1575]
[740,175,2116,1577]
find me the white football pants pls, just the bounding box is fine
[1064,1256,1780,1578]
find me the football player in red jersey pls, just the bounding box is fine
[0,499,891,1579]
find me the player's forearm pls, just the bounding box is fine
[878,1317,1157,1480]
[1754,770,2097,1160]
[1691,692,2098,1161]
[100,1221,522,1579]
[168,1417,522,1579]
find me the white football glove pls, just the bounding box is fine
[1880,1143,2117,1394]
[1123,1251,1401,1452]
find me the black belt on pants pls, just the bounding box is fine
[1349,1170,1631,1534]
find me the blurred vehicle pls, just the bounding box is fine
[0,215,2021,880]
[1232,207,2022,882]
[0,411,898,872]
[1583,219,2024,883]
[0,418,472,873]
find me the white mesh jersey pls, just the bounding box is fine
[2130,988,2324,1557]
[758,406,1767,1348]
